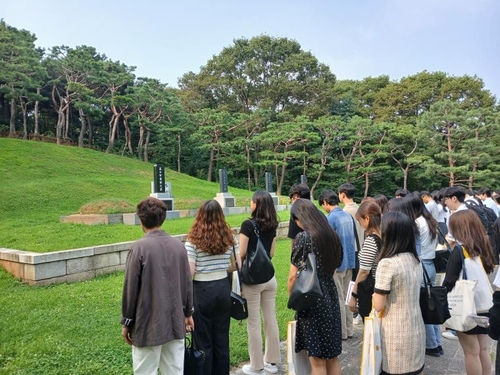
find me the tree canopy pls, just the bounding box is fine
[1,21,499,197]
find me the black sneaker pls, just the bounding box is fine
[425,347,441,357]
[438,345,444,355]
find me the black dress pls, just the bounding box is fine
[291,231,342,359]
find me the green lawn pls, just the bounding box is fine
[0,138,289,252]
[0,239,295,375]
[0,138,296,373]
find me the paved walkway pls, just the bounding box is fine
[230,324,497,375]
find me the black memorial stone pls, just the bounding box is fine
[265,172,273,193]
[154,164,166,193]
[219,169,228,193]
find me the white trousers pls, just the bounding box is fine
[132,338,184,375]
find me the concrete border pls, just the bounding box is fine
[0,222,289,285]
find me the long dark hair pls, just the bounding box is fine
[387,197,419,237]
[250,190,279,231]
[186,200,236,254]
[407,192,438,241]
[379,211,420,262]
[449,210,496,273]
[290,199,342,272]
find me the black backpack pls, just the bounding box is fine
[463,200,497,235]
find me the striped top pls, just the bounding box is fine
[185,241,234,280]
[358,234,381,278]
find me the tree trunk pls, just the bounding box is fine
[143,127,150,162]
[34,88,40,136]
[20,100,28,139]
[87,117,93,145]
[9,98,16,137]
[121,116,133,155]
[177,132,181,173]
[364,173,370,198]
[64,101,70,139]
[207,148,214,182]
[245,143,252,190]
[78,108,87,147]
[274,165,281,196]
[107,113,120,153]
[403,167,408,191]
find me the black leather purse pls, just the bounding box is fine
[230,245,248,320]
[240,220,275,285]
[184,333,204,375]
[287,232,323,311]
[419,265,451,324]
[434,227,452,273]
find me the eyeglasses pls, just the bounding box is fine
[444,196,452,201]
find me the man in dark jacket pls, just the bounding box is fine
[121,197,194,374]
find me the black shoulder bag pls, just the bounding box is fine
[287,232,323,311]
[240,220,275,285]
[419,265,451,324]
[434,226,452,273]
[230,245,248,320]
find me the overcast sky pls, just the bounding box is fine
[4,0,500,98]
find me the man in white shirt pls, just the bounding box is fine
[477,187,500,217]
[421,191,439,222]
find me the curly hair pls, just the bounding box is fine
[186,200,236,254]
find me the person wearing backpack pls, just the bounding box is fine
[239,191,280,375]
[477,187,500,217]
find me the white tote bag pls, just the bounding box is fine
[444,278,478,331]
[286,321,311,375]
[463,256,493,313]
[360,310,382,375]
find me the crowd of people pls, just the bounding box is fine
[119,183,500,375]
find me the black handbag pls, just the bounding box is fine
[434,227,452,273]
[419,265,451,324]
[287,233,323,311]
[240,220,275,285]
[357,273,375,319]
[230,246,248,320]
[184,333,204,375]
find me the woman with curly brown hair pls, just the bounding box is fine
[185,200,237,375]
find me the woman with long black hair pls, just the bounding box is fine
[287,199,343,375]
[239,191,280,375]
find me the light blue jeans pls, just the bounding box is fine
[422,259,442,349]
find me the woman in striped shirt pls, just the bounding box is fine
[348,201,382,321]
[185,200,237,375]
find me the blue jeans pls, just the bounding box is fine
[422,259,442,349]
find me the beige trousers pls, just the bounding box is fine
[132,338,184,375]
[334,269,353,339]
[242,276,281,370]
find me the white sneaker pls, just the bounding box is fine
[242,364,265,375]
[442,330,458,340]
[353,314,363,325]
[264,362,278,373]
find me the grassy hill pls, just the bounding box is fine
[0,138,287,252]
